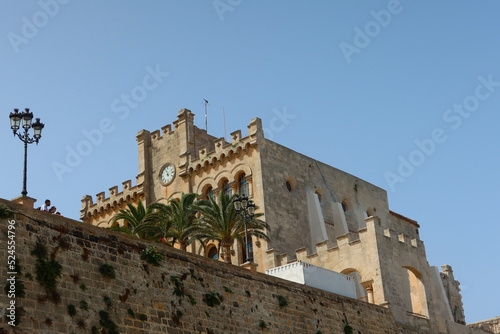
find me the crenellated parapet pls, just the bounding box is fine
[141,122,176,142]
[186,117,264,176]
[265,218,378,273]
[80,179,144,224]
[266,215,423,269]
[382,226,422,249]
[264,215,433,312]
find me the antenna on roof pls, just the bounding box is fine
[223,107,226,141]
[203,99,209,132]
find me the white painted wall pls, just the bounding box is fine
[266,261,357,299]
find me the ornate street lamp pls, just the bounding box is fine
[233,195,256,262]
[9,108,44,196]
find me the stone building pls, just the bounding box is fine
[80,108,474,332]
[469,316,500,333]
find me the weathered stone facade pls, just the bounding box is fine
[77,109,483,332]
[469,316,500,334]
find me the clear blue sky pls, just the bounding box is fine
[1,1,498,323]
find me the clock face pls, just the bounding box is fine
[160,165,175,184]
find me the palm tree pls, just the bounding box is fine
[195,191,270,264]
[108,199,164,241]
[148,193,202,251]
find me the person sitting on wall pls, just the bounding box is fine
[40,199,51,211]
[49,206,57,214]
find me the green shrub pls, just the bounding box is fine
[275,295,288,309]
[98,264,116,279]
[170,276,184,297]
[67,304,77,317]
[141,246,164,266]
[203,292,221,307]
[103,296,112,309]
[31,241,47,259]
[188,295,197,305]
[79,300,88,311]
[99,310,119,334]
[35,259,62,290]
[0,204,13,218]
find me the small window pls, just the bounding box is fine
[341,200,348,212]
[285,177,296,192]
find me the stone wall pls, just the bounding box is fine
[259,139,391,257]
[2,198,484,334]
[440,265,466,324]
[469,316,500,333]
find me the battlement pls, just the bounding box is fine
[135,109,184,143]
[382,225,422,248]
[265,218,373,268]
[187,117,264,174]
[80,178,144,222]
[265,216,424,271]
[148,123,176,141]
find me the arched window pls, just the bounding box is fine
[204,186,214,199]
[286,177,296,192]
[221,179,231,196]
[238,173,249,197]
[207,245,218,260]
[124,221,132,230]
[341,199,348,212]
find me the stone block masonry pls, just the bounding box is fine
[0,198,486,334]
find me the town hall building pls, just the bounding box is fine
[80,108,476,333]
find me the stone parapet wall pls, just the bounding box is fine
[80,179,144,226]
[0,199,488,334]
[469,316,500,333]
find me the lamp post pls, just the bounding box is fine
[9,108,44,197]
[233,195,256,263]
